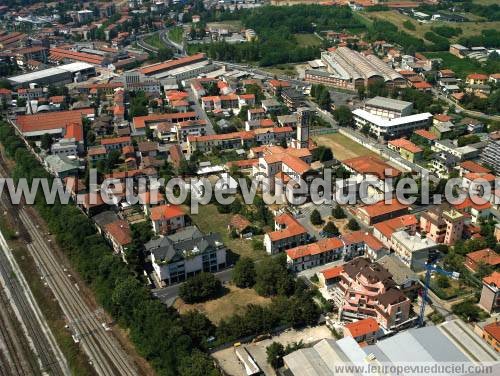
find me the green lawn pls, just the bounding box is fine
[185,204,267,262]
[143,34,164,49]
[168,26,184,44]
[294,33,322,47]
[423,52,485,78]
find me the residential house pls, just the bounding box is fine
[357,200,409,226]
[264,213,308,255]
[373,214,418,249]
[104,219,132,256]
[388,138,423,162]
[453,196,491,224]
[343,318,380,345]
[228,214,252,238]
[150,204,186,235]
[479,272,500,314]
[286,237,344,272]
[464,248,500,273]
[480,321,500,353]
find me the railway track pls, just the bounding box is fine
[0,240,66,376]
[19,209,137,376]
[0,287,40,376]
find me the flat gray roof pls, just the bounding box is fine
[365,96,412,112]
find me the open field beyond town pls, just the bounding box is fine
[359,10,500,41]
[313,133,379,161]
[422,51,488,77]
[294,33,322,47]
[174,284,272,324]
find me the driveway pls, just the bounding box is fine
[185,87,215,135]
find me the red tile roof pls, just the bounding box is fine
[320,265,344,280]
[344,318,379,338]
[268,213,307,242]
[342,156,400,179]
[467,73,488,80]
[463,172,496,183]
[229,214,251,232]
[434,114,451,122]
[286,238,344,260]
[133,112,197,129]
[138,53,206,75]
[50,47,103,65]
[388,138,423,154]
[101,136,131,145]
[104,220,132,246]
[373,215,417,239]
[483,271,500,289]
[358,200,409,219]
[414,129,437,141]
[453,196,491,211]
[150,204,185,221]
[459,161,491,174]
[64,122,83,142]
[483,322,500,342]
[16,109,93,134]
[466,248,500,266]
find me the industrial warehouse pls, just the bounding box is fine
[305,47,406,90]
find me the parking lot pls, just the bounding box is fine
[212,325,333,376]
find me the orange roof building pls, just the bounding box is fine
[343,318,380,343]
[104,220,132,253]
[357,200,409,225]
[150,204,186,235]
[16,109,93,137]
[264,213,308,255]
[139,53,207,76]
[479,271,500,313]
[465,248,500,273]
[342,156,400,180]
[286,237,344,271]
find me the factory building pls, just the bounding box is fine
[8,62,96,88]
[305,47,405,90]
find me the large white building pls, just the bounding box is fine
[353,108,432,140]
[8,62,96,88]
[364,96,413,119]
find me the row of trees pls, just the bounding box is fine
[0,120,219,375]
[310,84,332,110]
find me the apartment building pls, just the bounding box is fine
[286,237,344,272]
[343,318,380,345]
[101,136,132,152]
[334,258,411,330]
[146,226,226,286]
[481,132,500,173]
[373,214,418,248]
[419,207,464,245]
[479,272,500,313]
[264,213,308,255]
[391,230,438,271]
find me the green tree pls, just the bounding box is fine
[332,205,346,219]
[332,106,353,127]
[40,133,53,150]
[179,272,223,304]
[323,221,339,236]
[266,342,285,369]
[255,254,295,297]
[178,350,219,376]
[436,275,450,289]
[347,218,360,231]
[232,257,256,288]
[310,209,323,226]
[180,310,215,348]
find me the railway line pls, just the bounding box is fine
[0,287,39,376]
[19,209,137,376]
[0,152,137,375]
[0,234,67,376]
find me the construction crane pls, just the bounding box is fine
[418,262,460,327]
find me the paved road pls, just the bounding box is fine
[186,87,215,135]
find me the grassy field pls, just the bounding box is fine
[206,21,243,33]
[143,33,164,49]
[359,10,500,40]
[168,26,184,44]
[185,204,267,262]
[294,33,322,47]
[313,133,378,161]
[174,284,271,324]
[423,51,485,78]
